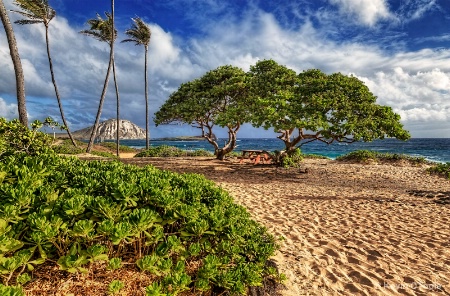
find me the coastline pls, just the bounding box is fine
[120,157,450,295]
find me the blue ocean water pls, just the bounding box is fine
[118,138,450,163]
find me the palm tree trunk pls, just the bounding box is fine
[144,45,149,149]
[45,25,77,146]
[112,57,120,157]
[0,0,27,126]
[86,54,112,153]
[111,0,120,158]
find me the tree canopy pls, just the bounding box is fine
[155,65,248,160]
[156,59,410,159]
[248,60,410,152]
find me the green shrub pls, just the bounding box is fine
[0,118,53,158]
[427,163,450,179]
[91,151,117,158]
[135,145,213,157]
[108,280,125,295]
[0,284,25,296]
[336,150,428,165]
[303,154,329,159]
[0,153,277,294]
[280,148,303,168]
[99,142,137,153]
[52,144,85,155]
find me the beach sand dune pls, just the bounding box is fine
[122,157,450,296]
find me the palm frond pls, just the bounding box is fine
[11,0,55,24]
[122,17,151,46]
[79,12,117,44]
[14,19,42,25]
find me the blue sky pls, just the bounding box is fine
[1,0,450,138]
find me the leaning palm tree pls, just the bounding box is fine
[122,17,151,149]
[0,0,27,126]
[80,12,120,154]
[11,0,77,145]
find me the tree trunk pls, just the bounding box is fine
[111,0,120,158]
[86,52,113,153]
[215,127,238,160]
[0,0,27,126]
[45,24,77,146]
[144,45,149,150]
[112,57,120,157]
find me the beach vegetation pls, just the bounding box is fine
[98,142,137,153]
[0,118,54,157]
[155,65,249,160]
[0,152,278,294]
[427,163,450,179]
[134,145,213,157]
[336,150,429,165]
[279,148,303,168]
[248,60,410,156]
[11,0,77,146]
[0,0,27,127]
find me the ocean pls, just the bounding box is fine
[116,138,450,163]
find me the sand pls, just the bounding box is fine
[120,157,450,296]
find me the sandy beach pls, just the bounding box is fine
[120,156,450,296]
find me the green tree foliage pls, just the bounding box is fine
[155,65,249,160]
[248,59,410,153]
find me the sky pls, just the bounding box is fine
[1,0,450,138]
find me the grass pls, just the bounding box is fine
[52,139,137,158]
[134,145,213,157]
[336,150,430,165]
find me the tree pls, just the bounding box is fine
[11,0,77,145]
[80,12,119,154]
[155,65,248,160]
[249,59,410,153]
[122,17,151,149]
[0,0,27,126]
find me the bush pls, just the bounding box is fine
[52,144,85,155]
[427,163,450,179]
[0,118,53,158]
[0,153,278,294]
[336,150,428,165]
[303,154,329,160]
[90,151,118,158]
[279,148,303,168]
[135,145,213,157]
[98,142,137,153]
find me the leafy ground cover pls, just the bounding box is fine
[0,152,279,295]
[135,145,213,158]
[336,150,429,165]
[427,163,450,179]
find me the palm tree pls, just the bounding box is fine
[0,0,27,126]
[80,12,120,154]
[11,0,77,145]
[122,17,151,149]
[110,0,120,157]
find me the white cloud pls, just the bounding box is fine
[1,0,450,138]
[328,0,392,26]
[0,98,18,119]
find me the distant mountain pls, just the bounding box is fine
[72,119,146,140]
